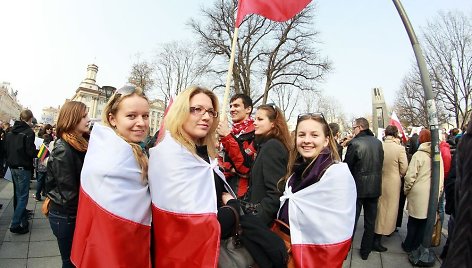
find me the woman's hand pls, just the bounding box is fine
[222,192,235,205]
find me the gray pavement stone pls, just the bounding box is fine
[28,241,60,258]
[27,256,61,268]
[30,227,55,242]
[381,233,405,254]
[380,252,411,268]
[0,242,29,259]
[2,230,31,242]
[351,251,382,268]
[31,218,51,229]
[0,258,27,268]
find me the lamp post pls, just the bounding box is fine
[101,86,116,102]
[392,0,441,266]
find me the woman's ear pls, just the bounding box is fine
[108,113,116,128]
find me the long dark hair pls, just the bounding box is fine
[256,104,291,152]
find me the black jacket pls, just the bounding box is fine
[46,139,86,215]
[344,129,384,198]
[5,121,36,170]
[244,138,288,226]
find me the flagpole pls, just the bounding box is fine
[221,27,240,116]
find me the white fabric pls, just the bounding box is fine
[149,132,229,214]
[279,162,357,245]
[80,123,151,225]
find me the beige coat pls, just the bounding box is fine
[404,142,444,219]
[375,137,408,235]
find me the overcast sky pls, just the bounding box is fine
[1,0,470,121]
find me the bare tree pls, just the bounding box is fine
[394,69,429,127]
[422,11,472,129]
[188,0,330,103]
[128,56,155,93]
[270,85,298,121]
[153,42,211,106]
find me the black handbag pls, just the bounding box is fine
[218,205,256,268]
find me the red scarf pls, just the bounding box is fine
[232,117,254,136]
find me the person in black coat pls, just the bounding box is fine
[442,119,472,268]
[241,104,291,227]
[344,117,384,260]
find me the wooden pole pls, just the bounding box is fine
[221,27,240,116]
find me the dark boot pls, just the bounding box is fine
[373,233,387,252]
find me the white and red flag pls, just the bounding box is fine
[148,132,224,267]
[279,163,357,268]
[235,0,312,27]
[71,123,152,268]
[389,111,408,143]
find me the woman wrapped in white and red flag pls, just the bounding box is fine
[71,85,152,267]
[148,86,240,267]
[277,113,357,268]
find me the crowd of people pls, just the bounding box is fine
[0,84,470,268]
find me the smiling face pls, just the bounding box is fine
[229,98,251,123]
[296,119,329,161]
[254,109,274,136]
[182,93,215,144]
[108,94,150,143]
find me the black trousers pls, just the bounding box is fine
[396,177,406,228]
[403,216,427,251]
[354,197,379,255]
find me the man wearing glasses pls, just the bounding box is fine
[344,117,384,260]
[217,94,256,198]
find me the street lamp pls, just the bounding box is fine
[101,86,116,102]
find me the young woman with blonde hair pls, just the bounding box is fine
[71,85,152,267]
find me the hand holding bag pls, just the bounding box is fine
[218,205,256,268]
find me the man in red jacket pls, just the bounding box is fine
[217,94,256,198]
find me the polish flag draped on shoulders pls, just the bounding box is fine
[279,163,356,268]
[235,0,312,27]
[389,111,408,143]
[71,123,152,268]
[148,131,221,267]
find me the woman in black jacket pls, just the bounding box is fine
[242,104,291,226]
[46,101,89,268]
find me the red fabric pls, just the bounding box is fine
[219,122,256,197]
[152,205,220,268]
[389,117,408,144]
[440,141,452,179]
[292,239,351,268]
[232,118,254,136]
[236,0,312,27]
[71,189,151,268]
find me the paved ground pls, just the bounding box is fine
[0,178,447,268]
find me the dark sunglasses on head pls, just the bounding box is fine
[116,85,141,96]
[297,112,326,122]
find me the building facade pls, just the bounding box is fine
[149,99,165,136]
[0,82,23,122]
[41,106,60,125]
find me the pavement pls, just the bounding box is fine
[0,177,448,268]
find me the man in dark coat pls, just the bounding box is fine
[344,117,384,260]
[442,119,472,268]
[5,110,36,234]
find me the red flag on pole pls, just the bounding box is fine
[389,111,408,144]
[235,0,312,27]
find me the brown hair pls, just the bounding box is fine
[20,109,34,122]
[102,86,149,183]
[256,104,291,152]
[283,115,340,184]
[56,101,88,138]
[385,125,399,137]
[419,129,431,144]
[164,86,219,158]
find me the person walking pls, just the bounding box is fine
[344,117,384,260]
[5,110,37,234]
[71,85,152,267]
[374,125,408,251]
[217,94,256,198]
[46,101,90,268]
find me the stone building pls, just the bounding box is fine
[41,106,60,125]
[0,82,22,122]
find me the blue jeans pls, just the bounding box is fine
[36,171,47,198]
[49,209,77,268]
[10,168,31,228]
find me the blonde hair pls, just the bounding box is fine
[164,86,219,158]
[102,86,149,183]
[56,101,87,138]
[283,115,340,183]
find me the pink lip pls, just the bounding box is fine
[197,124,209,128]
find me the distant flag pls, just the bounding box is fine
[235,0,312,27]
[37,144,49,162]
[155,96,174,145]
[390,111,408,144]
